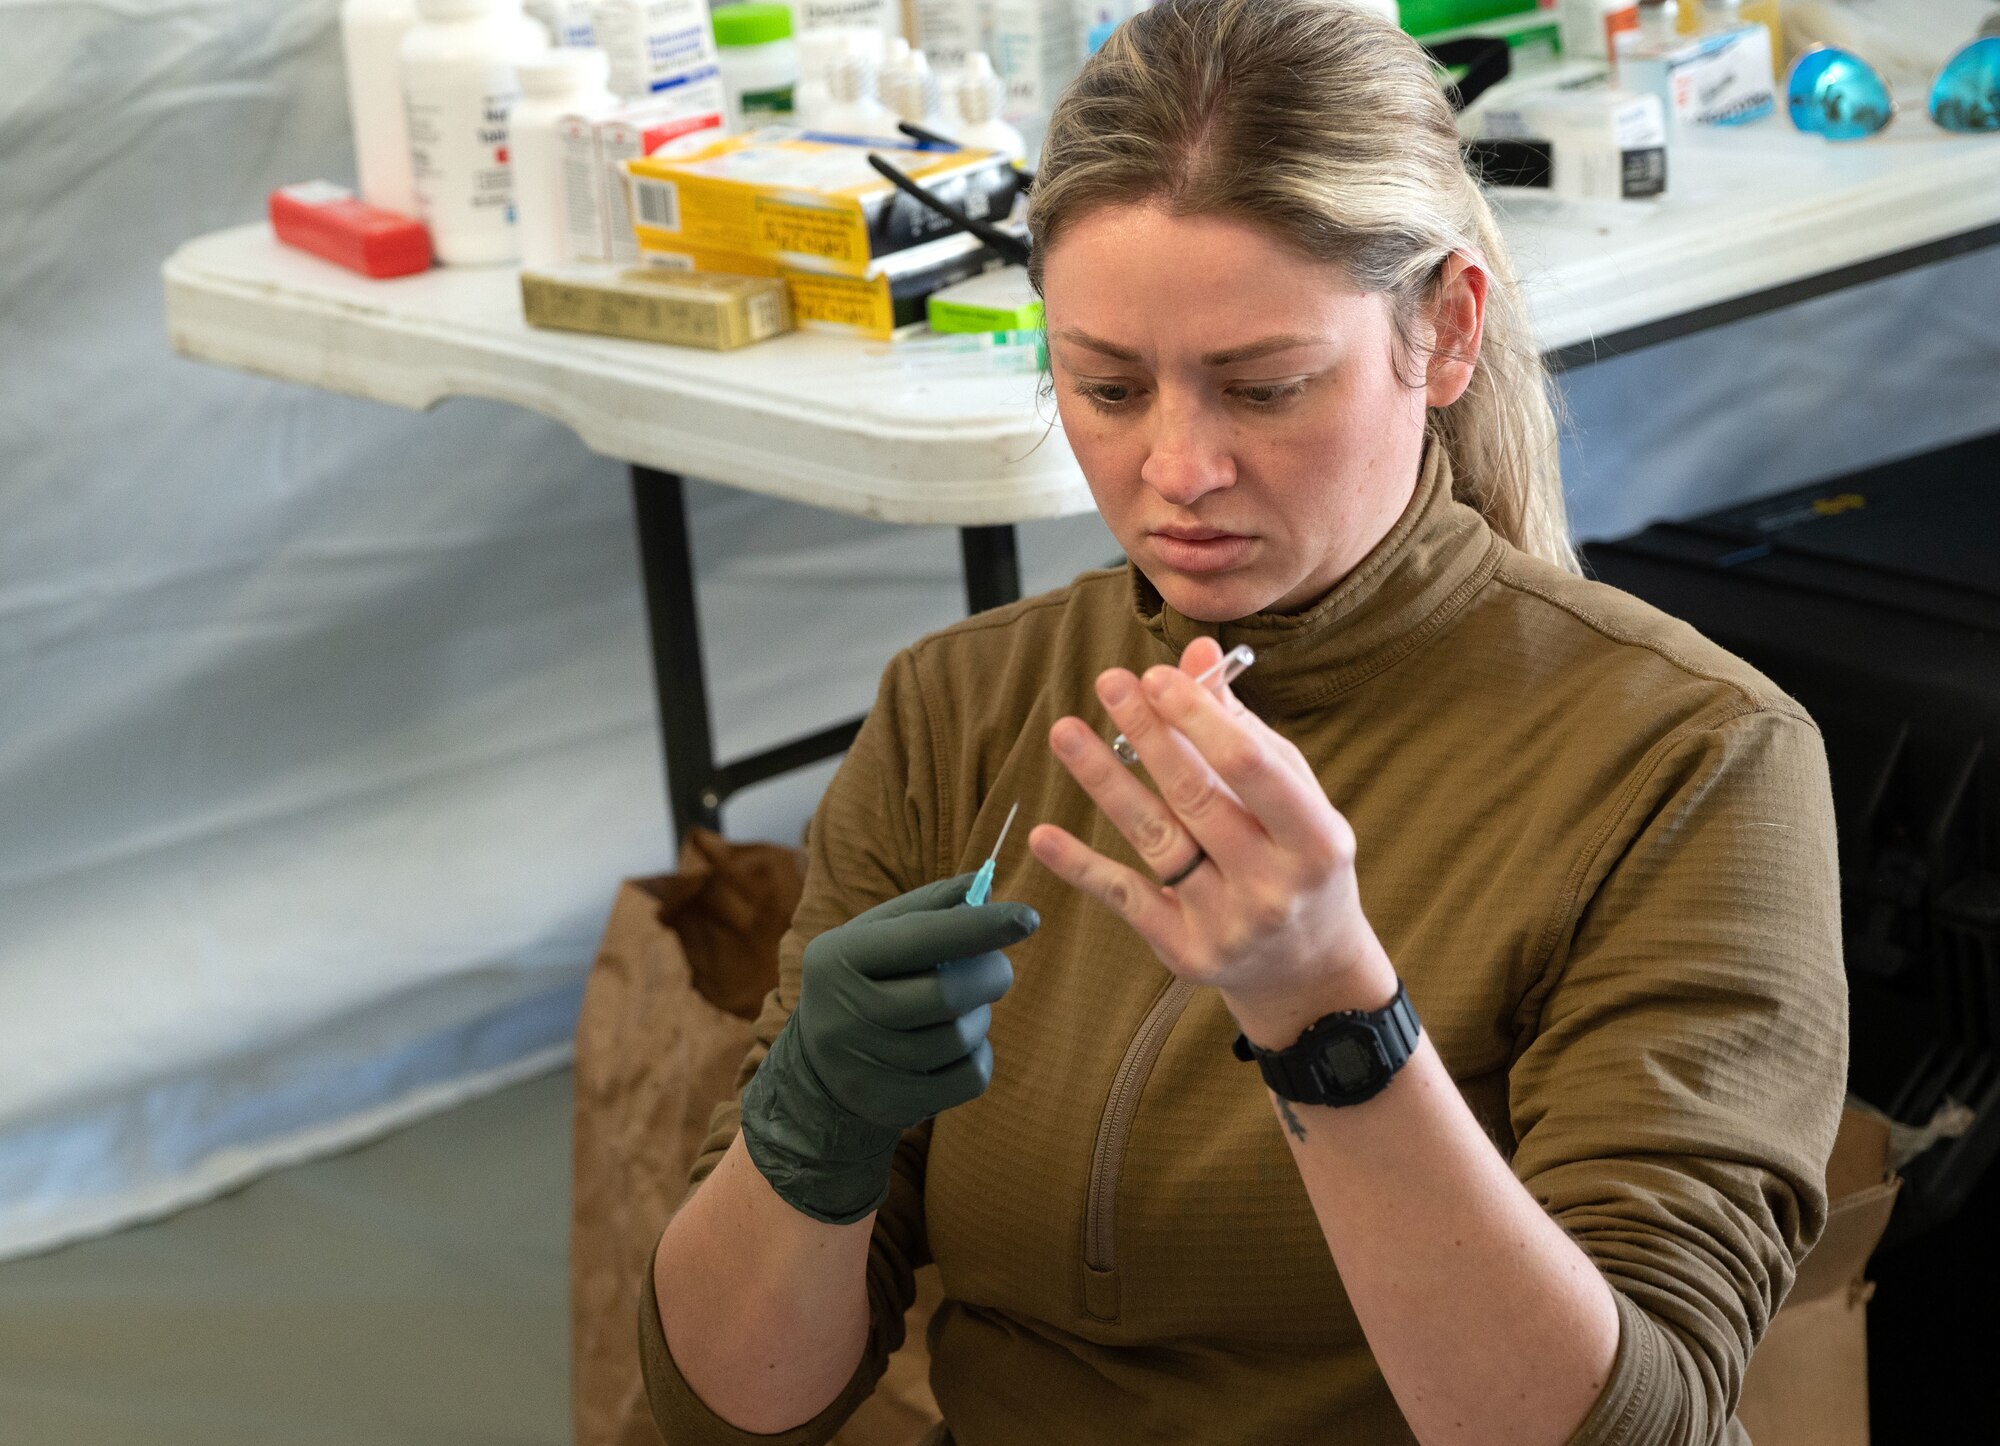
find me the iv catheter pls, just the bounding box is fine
[1112,644,1257,765]
[965,801,1020,907]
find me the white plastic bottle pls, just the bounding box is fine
[341,0,421,216]
[401,0,548,264]
[952,51,1027,162]
[713,3,801,131]
[512,47,616,267]
[816,44,904,138]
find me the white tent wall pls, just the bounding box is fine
[3,0,1998,1263]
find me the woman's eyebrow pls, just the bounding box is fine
[1050,329,1326,367]
[1198,334,1325,366]
[1051,328,1144,362]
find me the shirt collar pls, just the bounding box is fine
[1128,440,1502,717]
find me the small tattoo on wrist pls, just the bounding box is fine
[1277,1097,1308,1142]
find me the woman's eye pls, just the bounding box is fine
[1072,382,1134,412]
[1231,382,1307,408]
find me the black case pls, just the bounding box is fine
[1582,430,2000,1244]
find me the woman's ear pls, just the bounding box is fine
[1424,252,1487,409]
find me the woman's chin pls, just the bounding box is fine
[1146,566,1287,623]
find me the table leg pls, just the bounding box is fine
[630,467,724,839]
[629,474,1027,840]
[960,524,1022,614]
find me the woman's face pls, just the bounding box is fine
[1041,203,1471,621]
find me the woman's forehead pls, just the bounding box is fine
[1041,205,1379,362]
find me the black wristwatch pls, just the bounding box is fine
[1231,979,1422,1106]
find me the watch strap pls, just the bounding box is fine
[1231,978,1421,1106]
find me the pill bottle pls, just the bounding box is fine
[401,0,548,264]
[713,4,800,131]
[513,47,616,267]
[341,0,421,216]
[952,51,1027,162]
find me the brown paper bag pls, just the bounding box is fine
[1735,1106,1901,1446]
[570,827,945,1446]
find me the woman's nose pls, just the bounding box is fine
[1138,395,1236,504]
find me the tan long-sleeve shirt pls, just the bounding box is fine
[639,442,1849,1445]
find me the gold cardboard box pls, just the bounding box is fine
[519,266,792,350]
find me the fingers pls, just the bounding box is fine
[831,897,1041,981]
[924,1039,995,1111]
[856,949,1014,1029]
[850,872,975,925]
[1138,663,1335,863]
[1174,637,1317,789]
[1049,710,1221,884]
[1090,666,1263,874]
[842,1004,995,1075]
[1027,821,1184,951]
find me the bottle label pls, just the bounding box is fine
[740,83,796,119]
[405,83,521,223]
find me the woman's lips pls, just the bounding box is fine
[1147,531,1256,573]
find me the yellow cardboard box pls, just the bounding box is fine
[622,127,1022,278]
[636,231,995,340]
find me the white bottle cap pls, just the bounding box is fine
[827,47,877,105]
[414,0,499,20]
[519,45,610,95]
[958,51,1002,126]
[881,48,940,122]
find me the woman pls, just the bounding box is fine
[643,1,1848,1442]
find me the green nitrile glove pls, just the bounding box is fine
[740,872,1040,1225]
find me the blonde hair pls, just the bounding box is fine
[1027,0,1578,573]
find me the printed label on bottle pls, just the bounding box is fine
[405,86,521,218]
[740,83,796,119]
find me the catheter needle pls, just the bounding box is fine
[966,801,1020,907]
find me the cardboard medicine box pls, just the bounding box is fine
[1479,87,1668,202]
[557,98,725,266]
[520,266,792,350]
[622,128,1024,277]
[633,230,997,340]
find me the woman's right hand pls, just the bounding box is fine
[739,873,1039,1223]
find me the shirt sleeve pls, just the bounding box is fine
[1504,706,1850,1446]
[638,647,948,1445]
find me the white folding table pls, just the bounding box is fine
[162,122,2000,839]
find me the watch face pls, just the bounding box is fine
[1322,1028,1386,1094]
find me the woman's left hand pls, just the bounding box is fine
[1027,636,1396,1050]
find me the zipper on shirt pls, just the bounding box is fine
[1082,974,1197,1322]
